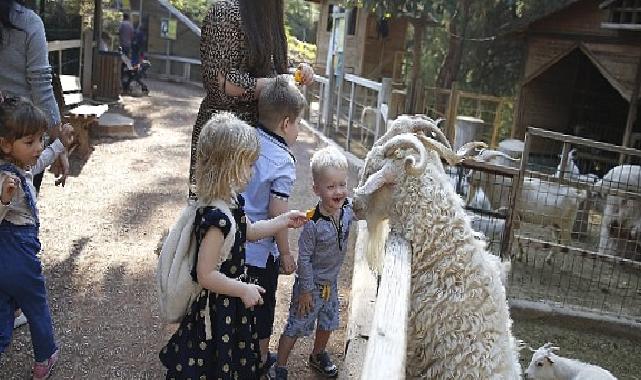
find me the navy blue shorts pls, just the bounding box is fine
[246,255,280,340]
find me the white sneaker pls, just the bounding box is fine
[14,313,27,329]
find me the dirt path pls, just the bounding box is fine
[0,80,355,379]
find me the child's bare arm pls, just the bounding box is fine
[268,197,296,274]
[246,210,307,242]
[0,174,17,221]
[31,124,74,177]
[196,228,265,308]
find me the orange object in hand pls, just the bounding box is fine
[305,208,315,220]
[294,68,303,85]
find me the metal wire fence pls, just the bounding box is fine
[447,128,641,322]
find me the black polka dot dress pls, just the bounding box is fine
[159,195,260,379]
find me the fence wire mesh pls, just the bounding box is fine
[448,129,641,322]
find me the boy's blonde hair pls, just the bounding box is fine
[196,113,259,203]
[258,75,307,129]
[310,146,348,182]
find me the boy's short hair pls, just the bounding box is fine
[258,75,307,129]
[310,146,348,182]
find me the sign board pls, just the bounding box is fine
[160,19,177,40]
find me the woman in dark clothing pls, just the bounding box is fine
[189,0,314,195]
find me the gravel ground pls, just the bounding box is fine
[0,80,353,379]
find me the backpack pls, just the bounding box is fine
[156,200,237,323]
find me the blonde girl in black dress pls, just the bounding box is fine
[160,113,307,379]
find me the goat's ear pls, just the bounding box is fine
[354,163,396,196]
[546,357,554,364]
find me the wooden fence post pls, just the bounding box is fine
[323,57,336,132]
[445,82,460,143]
[81,28,94,97]
[500,129,531,260]
[490,99,504,148]
[361,233,411,380]
[346,82,356,151]
[375,78,392,141]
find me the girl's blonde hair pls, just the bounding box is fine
[310,145,348,182]
[195,113,259,203]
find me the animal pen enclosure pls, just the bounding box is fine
[450,127,641,323]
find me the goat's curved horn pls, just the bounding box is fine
[456,141,488,157]
[416,134,462,165]
[374,115,452,150]
[477,149,520,163]
[382,134,427,175]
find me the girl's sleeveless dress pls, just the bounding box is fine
[159,195,260,379]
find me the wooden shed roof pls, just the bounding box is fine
[523,42,641,101]
[504,0,585,34]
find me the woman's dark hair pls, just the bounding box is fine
[0,0,25,45]
[0,96,48,144]
[238,0,288,77]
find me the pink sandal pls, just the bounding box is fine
[32,349,59,380]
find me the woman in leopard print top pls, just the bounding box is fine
[189,0,314,195]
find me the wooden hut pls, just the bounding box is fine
[512,0,641,153]
[306,0,408,81]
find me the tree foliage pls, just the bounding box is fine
[341,0,576,96]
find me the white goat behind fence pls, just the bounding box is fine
[471,150,588,263]
[596,165,641,260]
[525,343,617,380]
[353,115,521,379]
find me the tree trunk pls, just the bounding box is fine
[406,19,425,113]
[436,0,472,90]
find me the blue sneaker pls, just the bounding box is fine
[260,352,277,378]
[274,365,288,380]
[309,351,338,378]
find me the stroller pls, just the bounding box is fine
[120,47,150,95]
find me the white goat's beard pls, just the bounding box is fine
[365,217,390,274]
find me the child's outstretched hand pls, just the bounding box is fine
[280,210,307,229]
[297,292,314,317]
[59,123,74,149]
[1,175,18,205]
[240,283,265,309]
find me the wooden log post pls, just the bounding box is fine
[360,233,411,380]
[339,222,378,380]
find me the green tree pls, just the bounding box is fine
[285,0,320,43]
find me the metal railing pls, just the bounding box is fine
[48,39,82,78]
[145,53,202,85]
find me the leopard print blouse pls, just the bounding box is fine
[189,0,276,193]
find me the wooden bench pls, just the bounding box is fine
[53,74,108,159]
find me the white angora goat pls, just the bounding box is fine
[525,343,617,380]
[353,115,521,379]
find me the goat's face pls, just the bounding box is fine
[524,344,560,380]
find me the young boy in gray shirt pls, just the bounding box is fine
[271,146,355,379]
[241,75,307,375]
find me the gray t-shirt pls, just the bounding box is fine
[0,3,61,128]
[297,200,355,293]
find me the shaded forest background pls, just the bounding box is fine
[167,0,577,98]
[32,0,579,97]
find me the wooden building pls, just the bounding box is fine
[512,0,641,153]
[306,0,408,81]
